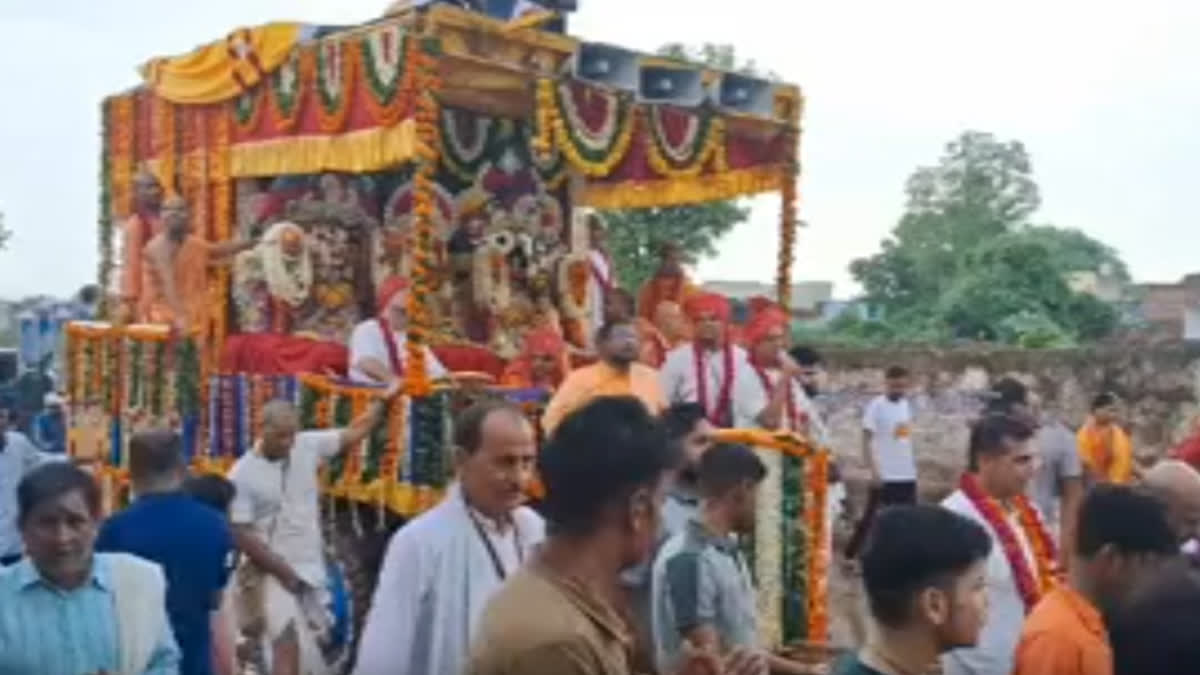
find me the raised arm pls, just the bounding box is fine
[338,380,402,453]
[209,238,258,263]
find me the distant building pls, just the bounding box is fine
[1135,274,1200,341]
[701,280,834,319]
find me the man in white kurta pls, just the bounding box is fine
[660,293,748,427]
[348,277,447,385]
[229,392,396,675]
[586,215,615,337]
[354,401,545,675]
[939,414,1042,675]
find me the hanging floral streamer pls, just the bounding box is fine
[437,107,497,181]
[359,26,409,127]
[269,49,306,133]
[209,108,233,361]
[313,40,353,133]
[805,451,829,641]
[644,106,726,178]
[154,96,177,194]
[776,131,799,309]
[98,99,115,319]
[404,38,441,398]
[536,79,637,177]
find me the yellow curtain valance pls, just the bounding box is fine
[581,164,785,210]
[141,23,305,105]
[230,119,418,177]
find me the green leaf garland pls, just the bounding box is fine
[98,101,113,320]
[360,26,407,106]
[552,81,636,165]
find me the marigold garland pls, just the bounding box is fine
[806,450,830,641]
[959,473,1057,613]
[404,41,441,397]
[544,80,637,177]
[232,88,263,135]
[209,108,233,364]
[154,96,177,194]
[777,132,799,308]
[643,106,726,178]
[98,99,116,320]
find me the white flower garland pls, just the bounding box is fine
[754,448,785,650]
[442,108,494,166]
[259,221,314,307]
[649,106,702,164]
[557,82,619,152]
[363,24,404,88]
[318,41,346,105]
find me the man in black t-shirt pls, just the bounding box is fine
[836,505,992,675]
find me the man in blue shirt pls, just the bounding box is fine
[98,429,234,675]
[32,392,67,455]
[0,461,180,674]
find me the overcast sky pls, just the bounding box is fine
[2,0,1198,299]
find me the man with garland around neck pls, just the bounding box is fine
[355,400,545,675]
[348,276,448,386]
[660,293,749,428]
[940,413,1057,675]
[120,167,164,322]
[732,305,822,438]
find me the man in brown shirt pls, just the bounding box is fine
[465,396,763,675]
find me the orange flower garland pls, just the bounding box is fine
[209,107,233,365]
[381,395,406,515]
[404,42,441,397]
[1016,496,1061,590]
[109,95,136,218]
[154,96,177,194]
[360,29,410,128]
[268,50,307,133]
[312,40,354,134]
[642,108,726,179]
[805,451,830,641]
[776,133,798,309]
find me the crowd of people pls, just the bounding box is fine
[5,217,1200,674]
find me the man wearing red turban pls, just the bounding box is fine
[347,276,449,384]
[500,328,568,391]
[732,304,815,434]
[659,292,749,427]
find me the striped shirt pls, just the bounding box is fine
[0,554,180,674]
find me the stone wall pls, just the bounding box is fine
[816,344,1200,502]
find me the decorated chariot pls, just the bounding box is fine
[67,3,831,670]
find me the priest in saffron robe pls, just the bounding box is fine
[941,414,1057,675]
[348,276,448,385]
[542,316,665,433]
[659,292,750,428]
[355,400,545,675]
[1077,392,1135,485]
[731,304,813,434]
[636,241,698,324]
[140,196,256,334]
[120,167,164,322]
[500,328,568,391]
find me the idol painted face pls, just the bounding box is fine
[22,489,98,588]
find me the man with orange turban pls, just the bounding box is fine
[659,292,749,427]
[732,304,817,435]
[348,277,448,384]
[501,328,568,391]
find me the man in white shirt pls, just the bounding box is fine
[0,407,53,566]
[731,306,809,434]
[941,414,1042,675]
[347,276,447,385]
[660,292,749,428]
[586,213,615,337]
[846,365,917,557]
[228,382,400,675]
[355,399,545,675]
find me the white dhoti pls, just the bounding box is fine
[261,577,332,675]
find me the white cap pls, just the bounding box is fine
[44,392,63,407]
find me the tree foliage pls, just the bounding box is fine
[848,131,1123,346]
[600,44,756,290]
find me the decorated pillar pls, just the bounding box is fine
[406,38,442,397]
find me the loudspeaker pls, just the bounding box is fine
[572,43,641,92]
[638,64,705,107]
[710,72,778,119]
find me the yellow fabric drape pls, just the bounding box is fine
[582,165,785,209]
[141,23,304,105]
[230,119,418,177]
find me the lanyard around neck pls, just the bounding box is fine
[463,493,523,581]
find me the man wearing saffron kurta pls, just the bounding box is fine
[500,328,568,391]
[1012,486,1175,675]
[1077,392,1134,485]
[941,414,1056,675]
[141,196,255,334]
[541,317,665,433]
[121,168,163,322]
[660,293,749,428]
[348,276,448,385]
[636,241,698,324]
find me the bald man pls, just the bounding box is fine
[228,383,400,675]
[1143,460,1200,550]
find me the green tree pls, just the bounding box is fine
[601,44,759,290]
[849,131,1123,346]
